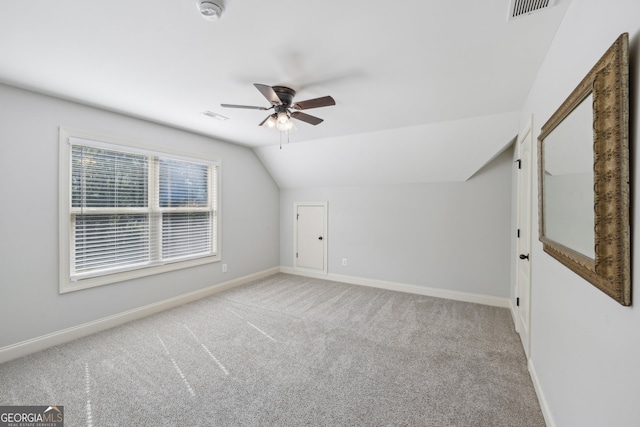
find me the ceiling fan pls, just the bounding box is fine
[221,84,336,131]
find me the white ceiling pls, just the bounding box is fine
[0,0,571,188]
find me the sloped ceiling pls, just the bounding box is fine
[256,112,520,188]
[0,0,571,188]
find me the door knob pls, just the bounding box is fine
[318,236,323,240]
[519,254,529,260]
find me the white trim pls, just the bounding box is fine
[515,114,534,357]
[280,267,510,308]
[69,136,218,166]
[529,358,556,427]
[509,298,518,327]
[293,201,328,275]
[62,127,221,163]
[0,267,279,364]
[64,256,220,292]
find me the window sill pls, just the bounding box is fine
[60,254,220,293]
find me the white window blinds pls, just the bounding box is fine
[158,158,216,261]
[69,137,218,282]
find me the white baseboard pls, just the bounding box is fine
[280,267,510,308]
[529,358,555,427]
[0,267,280,365]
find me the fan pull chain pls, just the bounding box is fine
[279,130,291,149]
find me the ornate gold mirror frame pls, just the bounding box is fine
[538,33,630,305]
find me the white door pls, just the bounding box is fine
[294,202,327,273]
[516,116,533,358]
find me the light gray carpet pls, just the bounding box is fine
[0,273,544,426]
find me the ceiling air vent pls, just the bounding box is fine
[202,111,229,121]
[508,0,556,20]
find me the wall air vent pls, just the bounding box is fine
[508,0,556,20]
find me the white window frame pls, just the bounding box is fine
[59,127,221,293]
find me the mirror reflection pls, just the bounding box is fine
[543,94,595,259]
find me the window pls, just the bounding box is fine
[59,128,220,292]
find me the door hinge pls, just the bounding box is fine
[517,229,520,238]
[296,214,299,220]
[516,297,520,307]
[296,252,298,258]
[516,159,522,169]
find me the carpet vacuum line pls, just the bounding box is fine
[84,362,93,427]
[183,324,229,375]
[157,334,196,397]
[226,308,277,342]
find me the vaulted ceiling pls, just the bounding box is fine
[0,0,571,188]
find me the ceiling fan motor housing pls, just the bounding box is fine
[272,86,296,108]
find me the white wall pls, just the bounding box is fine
[518,1,640,425]
[280,146,515,298]
[0,84,280,349]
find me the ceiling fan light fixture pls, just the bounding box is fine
[263,115,277,129]
[277,111,289,124]
[276,121,292,132]
[197,0,224,21]
[275,112,295,131]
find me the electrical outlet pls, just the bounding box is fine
[222,263,227,273]
[342,258,348,266]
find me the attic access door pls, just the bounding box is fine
[294,202,328,274]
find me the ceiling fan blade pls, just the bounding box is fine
[254,84,282,106]
[291,111,324,126]
[220,103,269,110]
[293,96,336,110]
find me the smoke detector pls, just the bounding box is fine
[508,0,556,20]
[197,0,224,21]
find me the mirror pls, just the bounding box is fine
[543,94,595,259]
[538,33,631,306]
